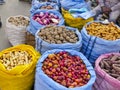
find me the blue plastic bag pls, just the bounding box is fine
[35,26,82,54]
[81,21,120,66]
[30,10,64,35]
[61,0,90,11]
[35,49,96,90]
[30,2,59,14]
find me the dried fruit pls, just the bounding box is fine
[42,51,90,88]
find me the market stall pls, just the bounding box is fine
[0,0,120,90]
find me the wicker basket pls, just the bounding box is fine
[25,31,35,48]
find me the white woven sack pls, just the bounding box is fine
[5,15,29,46]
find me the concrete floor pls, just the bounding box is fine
[0,0,31,51]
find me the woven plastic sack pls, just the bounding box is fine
[30,2,59,14]
[0,44,40,90]
[61,0,86,10]
[61,8,93,29]
[35,26,82,54]
[5,15,29,46]
[32,0,60,7]
[93,53,120,90]
[35,49,96,90]
[81,21,120,66]
[30,10,64,35]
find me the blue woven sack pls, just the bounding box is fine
[35,26,82,54]
[61,0,90,11]
[30,10,64,35]
[81,21,120,66]
[35,49,96,90]
[30,2,59,14]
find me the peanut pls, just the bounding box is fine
[0,50,32,70]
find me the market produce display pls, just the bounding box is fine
[8,16,29,26]
[38,25,78,44]
[35,49,96,90]
[6,15,30,46]
[33,12,60,25]
[3,0,120,89]
[100,54,120,80]
[86,22,120,40]
[0,44,40,90]
[42,51,90,88]
[36,25,82,54]
[30,9,64,35]
[0,50,32,70]
[93,53,120,90]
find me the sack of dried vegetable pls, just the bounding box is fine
[5,15,30,46]
[35,25,82,54]
[81,21,120,66]
[93,53,120,90]
[0,44,40,90]
[35,49,96,90]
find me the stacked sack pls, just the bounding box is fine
[26,0,64,47]
[0,44,40,90]
[81,21,120,66]
[61,0,94,29]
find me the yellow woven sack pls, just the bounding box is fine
[0,44,40,90]
[62,8,94,29]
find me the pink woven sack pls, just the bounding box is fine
[93,53,120,90]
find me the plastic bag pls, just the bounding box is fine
[81,21,120,66]
[61,0,88,11]
[93,53,120,90]
[35,49,96,90]
[5,15,29,46]
[35,26,82,54]
[0,44,40,90]
[30,2,59,14]
[62,8,93,29]
[30,10,64,35]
